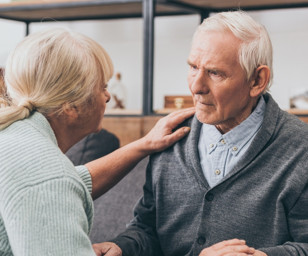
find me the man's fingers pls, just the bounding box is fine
[216,239,255,255]
[199,239,255,256]
[92,242,122,256]
[212,239,246,249]
[103,246,122,256]
[92,243,110,255]
[219,244,255,255]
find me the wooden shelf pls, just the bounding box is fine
[102,115,161,146]
[288,109,308,116]
[168,0,308,11]
[1,0,308,115]
[0,0,192,22]
[288,109,308,123]
[105,109,142,116]
[1,0,308,23]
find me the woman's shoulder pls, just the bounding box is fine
[0,118,87,197]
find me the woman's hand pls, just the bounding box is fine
[87,107,195,199]
[140,107,195,154]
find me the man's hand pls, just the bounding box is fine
[92,242,122,256]
[252,250,267,256]
[199,239,256,256]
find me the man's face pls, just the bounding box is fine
[187,30,257,134]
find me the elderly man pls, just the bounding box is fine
[93,11,308,256]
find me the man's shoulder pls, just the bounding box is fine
[280,110,308,137]
[175,114,195,128]
[264,94,308,140]
[150,115,200,161]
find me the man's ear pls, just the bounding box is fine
[249,65,271,97]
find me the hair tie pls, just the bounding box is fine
[18,100,36,112]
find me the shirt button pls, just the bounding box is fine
[197,236,206,245]
[232,146,238,151]
[209,143,214,148]
[215,169,221,175]
[205,193,214,201]
[221,139,226,144]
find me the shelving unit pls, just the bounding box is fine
[0,0,196,116]
[1,0,308,116]
[288,109,308,123]
[1,0,307,145]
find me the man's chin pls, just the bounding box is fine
[196,111,215,125]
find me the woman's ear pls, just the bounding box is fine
[61,103,79,121]
[249,65,271,97]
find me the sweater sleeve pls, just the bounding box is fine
[259,183,308,256]
[75,165,93,194]
[3,176,96,256]
[110,160,163,256]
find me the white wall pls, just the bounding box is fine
[0,19,25,65]
[30,19,144,111]
[249,8,308,109]
[0,8,308,111]
[154,15,199,110]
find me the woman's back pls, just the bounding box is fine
[0,112,95,256]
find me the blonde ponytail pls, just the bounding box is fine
[0,70,36,130]
[0,103,33,130]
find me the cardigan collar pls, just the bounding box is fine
[184,93,281,189]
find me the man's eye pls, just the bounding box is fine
[190,65,198,71]
[208,70,225,82]
[209,70,219,76]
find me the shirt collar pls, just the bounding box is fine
[200,96,266,155]
[201,123,221,154]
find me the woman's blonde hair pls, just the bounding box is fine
[0,68,5,101]
[0,27,113,130]
[194,11,273,92]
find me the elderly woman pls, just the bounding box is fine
[0,28,194,256]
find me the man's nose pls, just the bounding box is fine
[190,71,209,94]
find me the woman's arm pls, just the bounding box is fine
[85,107,195,199]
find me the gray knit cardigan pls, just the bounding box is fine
[112,93,308,256]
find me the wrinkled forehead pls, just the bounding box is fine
[190,30,241,57]
[188,30,244,73]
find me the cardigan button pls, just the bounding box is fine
[205,192,214,201]
[197,236,206,245]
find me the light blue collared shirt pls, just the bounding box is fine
[198,96,266,187]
